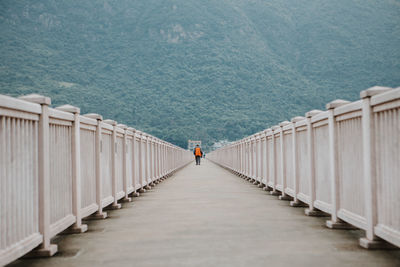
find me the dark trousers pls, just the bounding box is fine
[195,156,201,165]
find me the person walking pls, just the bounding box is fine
[193,144,203,165]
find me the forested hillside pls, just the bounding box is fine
[1,0,399,149]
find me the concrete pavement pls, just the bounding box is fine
[8,159,400,267]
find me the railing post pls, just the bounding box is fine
[84,113,107,219]
[236,141,241,176]
[153,138,158,183]
[157,140,161,173]
[160,141,164,177]
[19,94,57,256]
[236,142,239,173]
[243,140,247,177]
[258,134,261,183]
[164,143,166,168]
[247,139,251,179]
[161,142,165,177]
[263,130,270,191]
[148,136,153,186]
[118,124,131,203]
[169,145,172,173]
[304,110,324,216]
[258,132,266,188]
[56,104,88,233]
[228,145,231,168]
[172,145,174,172]
[252,136,256,180]
[172,146,175,171]
[129,128,140,197]
[163,142,166,176]
[155,139,159,181]
[166,145,169,174]
[171,145,173,170]
[160,142,164,177]
[325,100,353,228]
[279,121,291,200]
[230,145,233,169]
[242,141,245,176]
[104,119,121,210]
[235,142,238,172]
[168,144,170,174]
[359,86,393,248]
[137,131,146,193]
[253,134,260,184]
[290,116,306,207]
[144,134,151,190]
[161,142,164,177]
[249,136,255,181]
[231,143,236,172]
[150,137,157,186]
[166,143,170,175]
[154,139,157,179]
[170,145,173,170]
[174,146,177,170]
[243,140,246,176]
[158,140,161,176]
[240,141,244,175]
[239,142,243,175]
[164,143,166,171]
[154,139,159,182]
[270,126,279,196]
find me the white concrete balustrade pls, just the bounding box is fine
[209,86,400,249]
[0,94,192,266]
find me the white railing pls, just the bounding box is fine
[209,86,400,249]
[0,94,192,266]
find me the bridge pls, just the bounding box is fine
[1,86,400,266]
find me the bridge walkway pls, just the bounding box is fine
[9,160,400,267]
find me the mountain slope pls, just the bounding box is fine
[1,0,399,149]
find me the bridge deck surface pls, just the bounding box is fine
[10,160,400,267]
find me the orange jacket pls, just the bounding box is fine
[194,147,202,156]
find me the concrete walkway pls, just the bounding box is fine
[9,160,400,267]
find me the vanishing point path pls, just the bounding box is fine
[9,160,400,267]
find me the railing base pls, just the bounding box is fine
[25,244,57,258]
[85,212,108,220]
[305,208,328,217]
[269,190,280,196]
[121,197,132,203]
[278,195,293,201]
[105,203,121,210]
[326,220,357,230]
[62,223,88,234]
[289,200,308,207]
[359,238,398,250]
